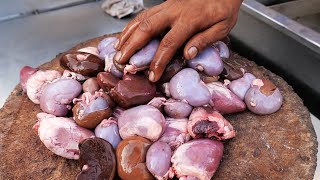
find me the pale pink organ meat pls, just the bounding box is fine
[206,82,246,114]
[26,70,61,104]
[33,113,94,160]
[40,78,82,116]
[159,118,190,150]
[94,118,122,149]
[169,68,211,106]
[187,107,235,140]
[163,99,193,119]
[118,105,166,141]
[20,66,38,92]
[228,73,256,100]
[146,141,172,179]
[171,139,224,180]
[245,79,283,115]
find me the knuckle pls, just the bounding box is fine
[132,17,139,24]
[135,10,148,21]
[130,17,141,27]
[176,22,193,35]
[133,16,142,23]
[138,19,153,33]
[123,40,130,47]
[161,36,176,49]
[195,34,209,48]
[214,3,231,20]
[220,25,230,36]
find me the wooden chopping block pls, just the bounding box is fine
[0,33,317,180]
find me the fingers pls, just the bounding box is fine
[183,21,230,60]
[115,3,169,50]
[114,11,172,65]
[149,23,197,82]
[114,21,139,50]
[115,10,156,50]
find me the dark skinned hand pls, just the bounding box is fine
[113,0,243,82]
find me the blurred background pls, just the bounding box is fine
[0,0,319,178]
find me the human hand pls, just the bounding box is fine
[113,0,242,82]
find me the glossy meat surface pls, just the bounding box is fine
[33,113,94,159]
[118,105,166,141]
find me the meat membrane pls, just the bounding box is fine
[164,99,193,119]
[213,41,230,59]
[187,47,223,76]
[98,37,117,54]
[94,118,122,149]
[98,37,123,78]
[171,139,224,180]
[118,105,166,141]
[110,63,124,78]
[62,69,88,81]
[104,52,123,78]
[124,39,160,74]
[147,97,192,118]
[26,70,62,104]
[160,82,171,98]
[33,113,94,159]
[159,118,190,150]
[170,68,211,106]
[77,47,100,57]
[245,79,283,115]
[146,141,172,179]
[40,78,82,116]
[228,73,256,100]
[206,82,246,114]
[147,97,167,111]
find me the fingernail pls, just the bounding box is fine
[188,46,198,59]
[149,71,155,82]
[114,39,119,49]
[114,51,122,62]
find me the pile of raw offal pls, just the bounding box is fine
[20,36,283,180]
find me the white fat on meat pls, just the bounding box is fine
[26,70,61,104]
[33,112,94,159]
